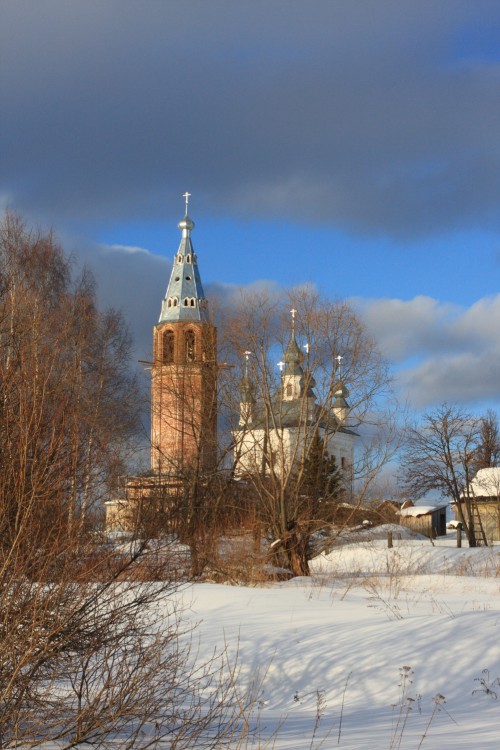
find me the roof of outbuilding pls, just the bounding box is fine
[468,467,500,498]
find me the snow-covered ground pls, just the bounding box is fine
[183,530,500,749]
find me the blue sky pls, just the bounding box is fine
[1,0,499,414]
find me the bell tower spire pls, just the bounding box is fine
[151,195,217,474]
[159,194,208,324]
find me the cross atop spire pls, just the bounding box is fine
[290,308,297,336]
[182,191,191,215]
[336,354,343,378]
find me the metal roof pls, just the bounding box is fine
[158,212,209,323]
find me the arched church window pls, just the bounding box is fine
[186,254,191,264]
[190,298,196,307]
[286,383,292,397]
[183,298,189,307]
[185,330,196,362]
[173,297,178,307]
[167,299,172,309]
[177,254,182,264]
[162,330,174,363]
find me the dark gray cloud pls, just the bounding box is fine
[67,236,169,362]
[1,0,499,236]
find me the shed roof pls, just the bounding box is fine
[399,505,446,517]
[469,467,500,498]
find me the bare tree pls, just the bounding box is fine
[0,213,242,747]
[0,212,143,539]
[399,403,481,546]
[472,409,500,473]
[220,286,394,575]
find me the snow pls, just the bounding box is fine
[180,532,500,749]
[399,505,439,517]
[469,467,500,497]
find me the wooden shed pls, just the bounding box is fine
[459,468,500,543]
[398,502,447,538]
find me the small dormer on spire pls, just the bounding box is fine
[159,193,209,323]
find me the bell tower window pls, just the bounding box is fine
[162,330,174,363]
[185,330,196,362]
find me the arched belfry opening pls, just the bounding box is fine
[162,329,174,363]
[184,329,196,362]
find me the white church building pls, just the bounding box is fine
[233,315,356,491]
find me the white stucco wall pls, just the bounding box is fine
[234,424,355,481]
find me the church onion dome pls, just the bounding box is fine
[158,200,209,324]
[178,214,195,233]
[334,380,350,400]
[333,379,350,424]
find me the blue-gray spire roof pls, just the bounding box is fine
[159,210,209,323]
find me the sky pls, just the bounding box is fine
[1,0,500,414]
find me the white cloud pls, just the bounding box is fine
[399,349,500,408]
[106,244,155,256]
[452,295,500,343]
[354,294,500,409]
[352,296,460,359]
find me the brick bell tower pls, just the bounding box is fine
[151,194,217,475]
